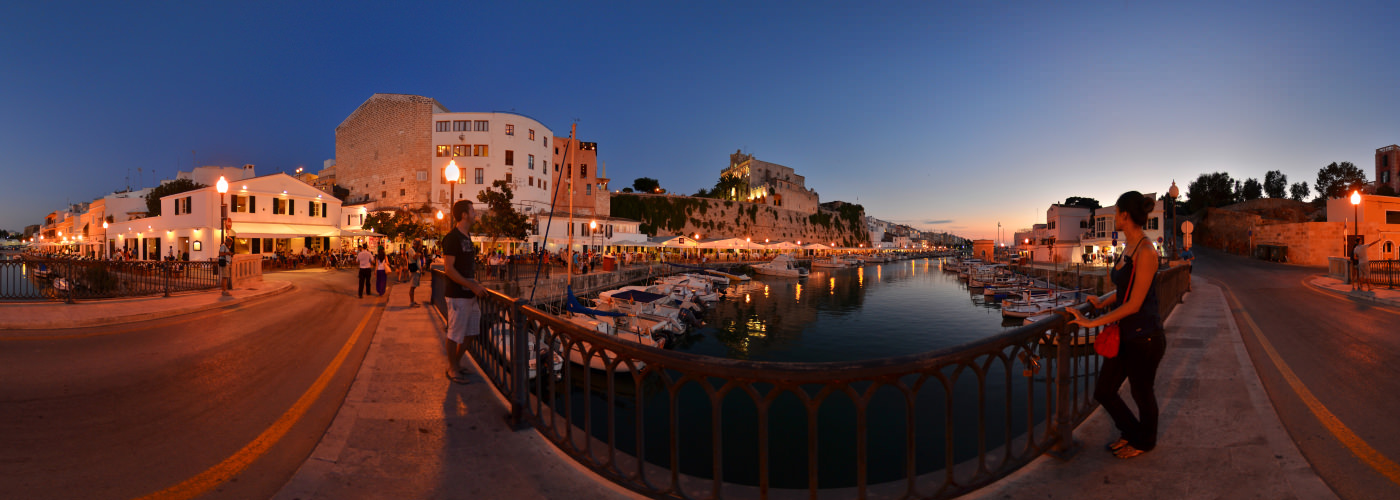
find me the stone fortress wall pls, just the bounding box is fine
[609,193,870,247]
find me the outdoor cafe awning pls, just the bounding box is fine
[230,222,346,239]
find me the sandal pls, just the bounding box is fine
[445,369,471,384]
[1105,438,1129,452]
[1114,444,1147,459]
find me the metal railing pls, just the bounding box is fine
[429,265,1188,499]
[1363,260,1399,289]
[0,257,219,302]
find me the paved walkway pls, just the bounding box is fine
[0,278,292,332]
[273,280,639,500]
[1307,275,1400,308]
[963,276,1336,499]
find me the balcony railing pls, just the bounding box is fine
[429,264,1190,499]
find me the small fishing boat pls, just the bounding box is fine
[811,256,850,269]
[753,254,809,278]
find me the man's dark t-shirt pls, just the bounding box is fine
[442,228,477,298]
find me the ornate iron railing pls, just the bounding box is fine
[0,257,219,302]
[430,264,1189,499]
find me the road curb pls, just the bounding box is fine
[1303,275,1400,309]
[0,280,294,332]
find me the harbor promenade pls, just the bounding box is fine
[8,268,1394,497]
[273,274,1347,499]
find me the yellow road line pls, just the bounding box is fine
[134,296,382,500]
[1301,277,1400,317]
[1220,283,1400,485]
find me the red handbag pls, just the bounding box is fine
[1094,252,1138,358]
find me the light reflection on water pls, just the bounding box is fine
[676,258,1011,362]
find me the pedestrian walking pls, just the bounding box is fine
[374,248,392,296]
[1067,191,1166,459]
[407,241,425,307]
[441,200,484,384]
[356,243,373,298]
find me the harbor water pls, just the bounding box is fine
[560,257,1059,489]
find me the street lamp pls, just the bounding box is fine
[101,221,109,259]
[1168,181,1180,260]
[216,175,230,296]
[444,159,461,208]
[590,220,599,252]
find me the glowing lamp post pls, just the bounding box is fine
[444,159,461,208]
[101,221,109,259]
[590,220,599,252]
[216,176,230,296]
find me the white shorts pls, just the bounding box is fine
[447,297,481,343]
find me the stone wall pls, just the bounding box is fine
[335,94,441,209]
[1254,222,1374,266]
[609,193,870,246]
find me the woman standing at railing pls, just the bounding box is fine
[1067,191,1165,459]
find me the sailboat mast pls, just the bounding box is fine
[565,123,577,278]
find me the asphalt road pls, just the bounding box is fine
[1195,248,1400,500]
[0,269,382,500]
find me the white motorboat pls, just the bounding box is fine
[1000,290,1086,319]
[561,314,667,372]
[811,256,850,269]
[753,254,809,278]
[490,323,564,380]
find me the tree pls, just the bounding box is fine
[1314,161,1368,201]
[144,179,206,217]
[476,180,533,251]
[1241,178,1263,201]
[1263,170,1287,198]
[1289,182,1310,202]
[1185,172,1236,213]
[632,177,661,193]
[1379,184,1398,197]
[1063,197,1101,210]
[620,187,634,193]
[361,210,434,243]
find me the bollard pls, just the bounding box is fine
[507,298,530,430]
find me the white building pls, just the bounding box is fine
[176,164,257,187]
[1078,194,1165,264]
[104,173,345,261]
[431,112,556,216]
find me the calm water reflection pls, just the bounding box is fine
[675,258,1010,362]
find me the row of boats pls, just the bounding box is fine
[943,258,1088,324]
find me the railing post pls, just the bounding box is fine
[65,261,75,304]
[508,297,530,430]
[1048,319,1081,460]
[164,262,171,298]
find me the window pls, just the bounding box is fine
[581,164,588,178]
[505,150,514,165]
[437,145,450,157]
[453,120,470,132]
[542,161,548,174]
[505,173,512,183]
[1048,221,1056,230]
[380,191,386,199]
[543,137,547,147]
[436,121,450,132]
[273,198,284,215]
[529,176,534,186]
[1146,217,1159,230]
[528,154,534,169]
[474,145,488,156]
[541,180,546,190]
[399,189,406,196]
[416,171,427,181]
[474,120,488,131]
[529,129,535,140]
[1387,210,1400,224]
[474,168,484,184]
[321,202,327,218]
[1080,220,1089,228]
[309,201,318,216]
[505,124,514,135]
[288,199,294,216]
[586,184,592,195]
[453,145,468,157]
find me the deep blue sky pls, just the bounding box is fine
[4,1,1399,239]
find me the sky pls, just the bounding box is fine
[4,1,1400,240]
